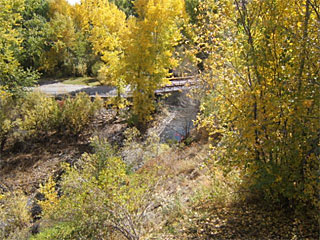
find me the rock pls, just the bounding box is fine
[12,141,27,153]
[27,192,44,221]
[31,203,42,220]
[30,222,40,235]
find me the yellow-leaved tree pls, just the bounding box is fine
[123,0,187,126]
[0,0,23,88]
[0,0,38,93]
[79,0,129,110]
[41,0,76,74]
[42,0,93,77]
[197,0,319,215]
[77,0,187,123]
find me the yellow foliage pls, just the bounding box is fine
[0,87,14,149]
[123,0,187,124]
[39,177,59,216]
[37,138,159,239]
[197,0,319,212]
[18,91,60,136]
[78,0,187,123]
[0,191,31,239]
[79,0,128,109]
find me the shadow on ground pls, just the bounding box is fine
[184,199,318,239]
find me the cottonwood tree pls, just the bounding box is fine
[79,0,129,110]
[79,0,187,123]
[41,0,93,76]
[197,0,319,212]
[0,0,38,93]
[123,0,187,126]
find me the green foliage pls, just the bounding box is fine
[18,91,61,138]
[18,0,50,70]
[17,91,102,138]
[0,88,15,150]
[60,92,103,135]
[37,137,159,240]
[40,0,95,77]
[91,61,104,77]
[0,0,39,93]
[185,0,200,24]
[0,91,103,151]
[0,0,96,78]
[109,0,135,17]
[0,191,31,240]
[197,0,320,215]
[30,222,77,240]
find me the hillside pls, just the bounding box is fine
[1,0,319,239]
[0,92,318,239]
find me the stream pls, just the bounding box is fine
[159,91,199,142]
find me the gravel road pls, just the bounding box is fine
[33,83,128,97]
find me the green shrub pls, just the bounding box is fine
[18,91,60,138]
[30,222,77,240]
[38,137,158,240]
[91,61,104,77]
[1,90,104,149]
[0,88,15,151]
[17,91,103,140]
[0,191,31,240]
[60,92,103,135]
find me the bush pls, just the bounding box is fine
[91,61,104,77]
[19,91,103,137]
[0,88,15,151]
[60,92,103,135]
[1,90,104,150]
[21,91,104,137]
[122,128,170,170]
[0,191,31,240]
[18,91,61,138]
[37,137,159,240]
[31,222,78,240]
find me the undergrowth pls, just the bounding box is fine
[0,91,103,153]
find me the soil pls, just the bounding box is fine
[0,108,125,194]
[0,136,90,194]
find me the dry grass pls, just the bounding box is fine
[146,144,319,240]
[135,143,215,238]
